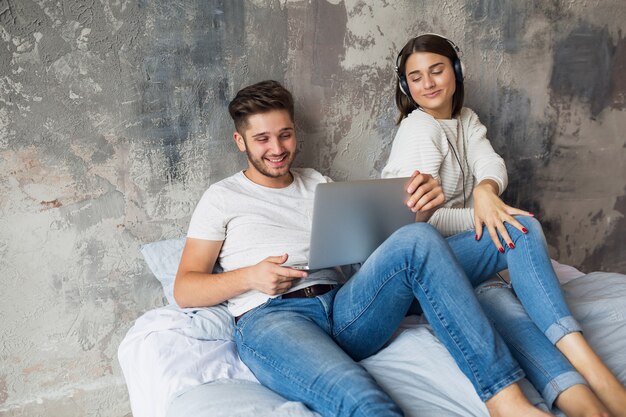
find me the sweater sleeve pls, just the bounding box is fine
[463,109,508,195]
[381,114,445,180]
[427,207,475,236]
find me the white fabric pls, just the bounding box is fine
[140,237,186,305]
[166,380,320,417]
[187,168,342,316]
[550,259,585,284]
[118,306,257,417]
[121,271,626,417]
[382,107,508,236]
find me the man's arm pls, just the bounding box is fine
[173,238,308,308]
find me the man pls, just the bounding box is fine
[174,80,550,417]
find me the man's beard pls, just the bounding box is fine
[245,148,295,178]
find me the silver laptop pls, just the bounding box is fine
[290,177,415,270]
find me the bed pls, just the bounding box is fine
[118,237,626,417]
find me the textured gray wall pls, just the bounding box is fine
[1,0,624,415]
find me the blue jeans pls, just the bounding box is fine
[234,217,580,417]
[476,282,586,409]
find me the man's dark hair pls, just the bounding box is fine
[228,80,295,133]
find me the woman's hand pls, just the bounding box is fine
[473,180,533,252]
[406,170,445,213]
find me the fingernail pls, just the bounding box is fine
[475,234,479,241]
[522,228,528,233]
[508,243,515,249]
[498,247,505,253]
[528,212,535,217]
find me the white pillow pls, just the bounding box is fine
[140,237,235,341]
[141,237,186,305]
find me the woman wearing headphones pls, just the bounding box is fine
[382,34,626,417]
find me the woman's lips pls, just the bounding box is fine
[423,90,442,98]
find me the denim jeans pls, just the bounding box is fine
[476,281,586,409]
[234,216,580,417]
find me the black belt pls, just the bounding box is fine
[235,284,336,323]
[281,284,336,299]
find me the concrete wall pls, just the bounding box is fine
[1,0,624,415]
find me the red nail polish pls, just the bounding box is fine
[475,234,479,241]
[498,247,505,253]
[509,243,515,249]
[528,212,535,217]
[522,228,528,233]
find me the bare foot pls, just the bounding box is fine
[485,383,553,417]
[555,384,610,417]
[587,377,626,417]
[557,333,626,417]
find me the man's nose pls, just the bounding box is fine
[268,137,283,154]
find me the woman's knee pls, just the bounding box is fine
[506,215,545,243]
[513,215,542,233]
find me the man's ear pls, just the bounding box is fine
[233,132,246,152]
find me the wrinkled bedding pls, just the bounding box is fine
[119,272,626,417]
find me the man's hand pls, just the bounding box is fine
[405,170,445,213]
[245,254,308,295]
[473,180,533,252]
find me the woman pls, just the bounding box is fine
[383,34,626,417]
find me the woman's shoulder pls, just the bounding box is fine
[399,109,442,134]
[459,106,478,119]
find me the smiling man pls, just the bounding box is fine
[233,107,296,186]
[173,80,547,417]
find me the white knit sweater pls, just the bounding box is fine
[382,107,508,236]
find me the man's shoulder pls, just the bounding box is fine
[198,172,245,202]
[292,167,330,184]
[207,171,244,190]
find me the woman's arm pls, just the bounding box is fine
[463,109,508,195]
[425,207,475,236]
[383,113,472,232]
[461,110,533,249]
[382,114,445,181]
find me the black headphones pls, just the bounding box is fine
[395,33,465,103]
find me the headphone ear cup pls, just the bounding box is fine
[455,59,465,81]
[398,74,410,98]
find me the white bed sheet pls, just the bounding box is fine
[120,269,626,417]
[118,306,256,417]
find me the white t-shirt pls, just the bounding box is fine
[382,107,508,236]
[187,168,343,316]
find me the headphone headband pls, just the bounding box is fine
[395,33,462,73]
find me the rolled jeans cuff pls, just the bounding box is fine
[542,371,587,409]
[544,316,582,345]
[480,369,526,402]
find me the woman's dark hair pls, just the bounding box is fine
[395,34,464,123]
[228,80,295,133]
